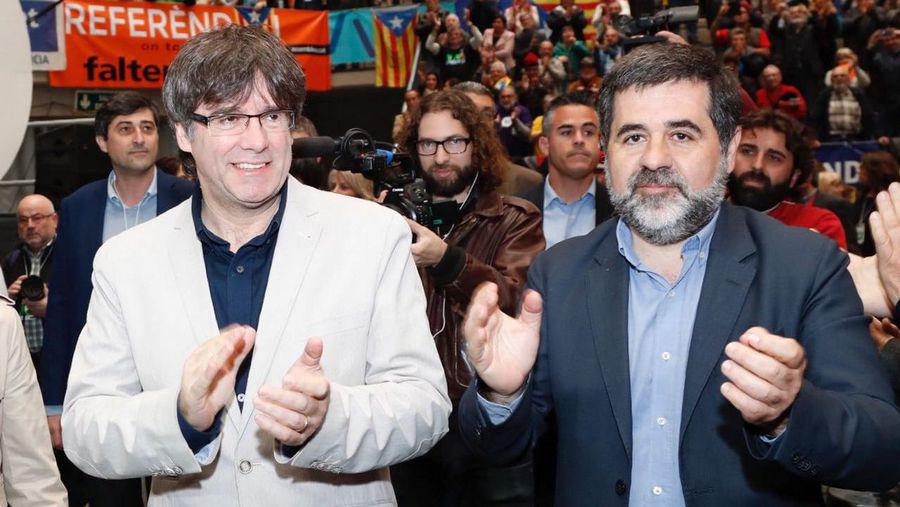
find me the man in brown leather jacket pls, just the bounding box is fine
[391,89,545,506]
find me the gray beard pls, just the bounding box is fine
[607,159,728,245]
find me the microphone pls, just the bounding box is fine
[292,136,338,158]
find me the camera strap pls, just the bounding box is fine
[21,241,53,277]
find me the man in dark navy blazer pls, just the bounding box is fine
[38,92,193,507]
[518,92,615,250]
[458,43,900,506]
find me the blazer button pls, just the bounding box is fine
[238,460,252,474]
[615,479,627,496]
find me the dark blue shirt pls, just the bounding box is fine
[178,183,287,452]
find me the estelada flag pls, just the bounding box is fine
[373,6,418,88]
[49,0,330,91]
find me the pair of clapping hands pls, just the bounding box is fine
[179,327,329,446]
[466,182,900,432]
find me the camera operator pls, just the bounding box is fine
[391,89,544,506]
[2,194,58,369]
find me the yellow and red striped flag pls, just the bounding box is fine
[373,6,418,88]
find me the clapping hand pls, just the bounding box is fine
[178,326,256,431]
[255,337,331,446]
[720,327,806,434]
[463,283,542,402]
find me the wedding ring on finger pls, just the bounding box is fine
[299,414,309,433]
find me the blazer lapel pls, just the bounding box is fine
[165,201,237,427]
[680,204,757,440]
[240,180,322,434]
[586,235,633,460]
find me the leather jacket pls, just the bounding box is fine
[421,190,544,400]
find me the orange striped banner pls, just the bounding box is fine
[373,6,417,88]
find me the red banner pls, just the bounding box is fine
[49,0,330,91]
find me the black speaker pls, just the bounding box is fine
[34,125,110,205]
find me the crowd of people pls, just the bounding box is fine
[0,0,899,505]
[403,0,898,175]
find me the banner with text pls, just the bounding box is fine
[49,0,330,90]
[816,140,881,184]
[21,0,66,71]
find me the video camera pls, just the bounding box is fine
[611,0,699,52]
[292,128,437,231]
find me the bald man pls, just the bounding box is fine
[2,194,58,368]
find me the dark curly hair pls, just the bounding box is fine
[740,108,815,194]
[399,90,504,194]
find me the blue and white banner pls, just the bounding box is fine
[816,140,881,184]
[21,0,66,70]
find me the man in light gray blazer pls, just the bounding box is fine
[61,24,450,506]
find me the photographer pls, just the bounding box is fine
[391,89,544,506]
[2,194,57,369]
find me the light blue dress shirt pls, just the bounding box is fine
[102,169,159,243]
[46,169,161,417]
[542,178,596,249]
[617,211,718,506]
[479,210,721,506]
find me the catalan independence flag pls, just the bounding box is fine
[373,6,418,88]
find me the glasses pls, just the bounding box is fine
[417,137,471,156]
[190,110,295,136]
[17,213,54,225]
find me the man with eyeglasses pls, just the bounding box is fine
[37,91,193,507]
[2,194,58,368]
[391,89,543,506]
[60,24,449,506]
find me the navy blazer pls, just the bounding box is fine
[459,203,900,506]
[518,177,615,227]
[39,170,193,406]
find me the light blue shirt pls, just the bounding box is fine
[102,169,159,243]
[542,178,596,249]
[617,211,718,506]
[46,169,162,417]
[46,169,161,417]
[478,210,720,507]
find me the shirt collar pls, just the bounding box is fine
[107,168,159,206]
[192,180,289,249]
[544,178,596,208]
[615,207,721,270]
[23,237,55,260]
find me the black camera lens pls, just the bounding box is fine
[20,275,45,301]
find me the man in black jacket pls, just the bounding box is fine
[2,194,57,369]
[520,93,614,249]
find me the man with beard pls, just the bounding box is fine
[457,43,900,505]
[729,108,848,249]
[391,89,544,506]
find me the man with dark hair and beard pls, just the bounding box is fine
[729,108,848,250]
[457,43,900,506]
[391,89,544,506]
